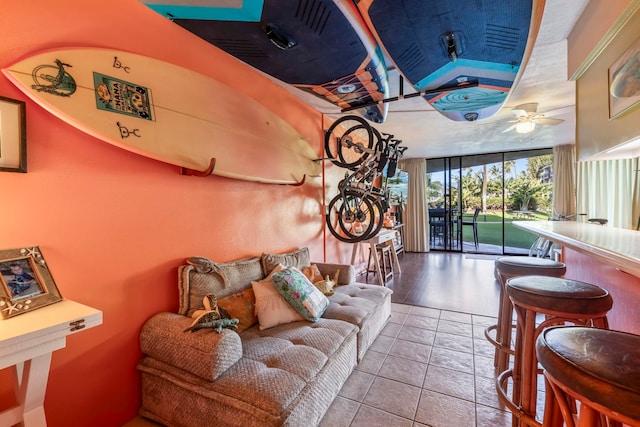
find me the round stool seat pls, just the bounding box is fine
[495,256,566,276]
[537,326,640,425]
[507,276,613,316]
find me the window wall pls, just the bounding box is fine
[427,149,553,254]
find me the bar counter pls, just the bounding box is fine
[514,220,640,335]
[514,220,640,277]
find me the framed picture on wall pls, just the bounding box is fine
[0,247,63,319]
[0,96,27,172]
[608,36,640,119]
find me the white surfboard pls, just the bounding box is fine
[2,47,321,184]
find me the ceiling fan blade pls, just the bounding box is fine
[502,123,517,133]
[535,118,564,126]
[511,109,530,119]
[512,102,538,114]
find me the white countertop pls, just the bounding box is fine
[514,221,640,277]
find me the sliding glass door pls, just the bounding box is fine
[427,149,553,255]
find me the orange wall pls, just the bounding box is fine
[0,1,349,425]
[563,248,640,336]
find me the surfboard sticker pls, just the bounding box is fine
[93,73,154,121]
[3,48,321,184]
[31,59,77,97]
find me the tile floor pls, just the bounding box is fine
[318,303,512,427]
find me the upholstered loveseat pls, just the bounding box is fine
[137,248,392,427]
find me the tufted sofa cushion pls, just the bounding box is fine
[140,312,243,381]
[323,283,393,361]
[138,318,358,427]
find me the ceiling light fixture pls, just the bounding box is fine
[515,121,536,134]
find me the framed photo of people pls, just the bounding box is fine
[0,246,62,319]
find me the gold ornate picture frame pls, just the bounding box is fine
[608,36,640,119]
[0,247,62,319]
[0,96,27,172]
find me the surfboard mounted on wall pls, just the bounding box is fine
[355,0,545,122]
[2,47,321,185]
[141,0,390,124]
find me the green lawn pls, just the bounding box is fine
[458,210,548,250]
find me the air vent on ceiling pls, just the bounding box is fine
[211,39,267,59]
[295,0,332,36]
[396,43,426,74]
[486,23,520,50]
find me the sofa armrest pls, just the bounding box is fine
[140,312,242,380]
[314,262,355,286]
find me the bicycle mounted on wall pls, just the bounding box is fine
[324,115,406,243]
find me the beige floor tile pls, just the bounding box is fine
[408,306,441,319]
[404,314,439,330]
[339,370,376,402]
[434,331,474,354]
[390,311,409,324]
[369,334,395,354]
[423,365,476,402]
[476,403,512,427]
[391,303,412,314]
[381,322,403,338]
[474,354,497,379]
[388,338,432,364]
[415,389,476,427]
[473,336,496,357]
[429,346,475,373]
[319,396,360,427]
[363,377,421,419]
[356,349,387,375]
[440,310,472,324]
[377,354,428,387]
[397,325,437,345]
[350,404,413,427]
[436,318,474,337]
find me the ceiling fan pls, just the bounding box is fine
[502,102,565,134]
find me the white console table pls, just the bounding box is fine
[0,300,102,427]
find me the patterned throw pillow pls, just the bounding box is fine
[271,266,330,322]
[217,288,257,332]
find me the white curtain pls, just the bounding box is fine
[552,145,576,219]
[576,157,640,229]
[399,158,428,252]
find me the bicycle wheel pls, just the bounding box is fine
[325,115,373,169]
[363,196,386,240]
[338,126,385,171]
[326,191,376,243]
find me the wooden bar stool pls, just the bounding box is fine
[365,242,393,284]
[497,276,613,427]
[536,326,640,427]
[486,257,566,375]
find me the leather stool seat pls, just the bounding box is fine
[487,257,566,375]
[507,276,613,316]
[537,326,640,427]
[497,276,613,427]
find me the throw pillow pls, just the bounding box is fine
[251,264,304,330]
[261,247,310,276]
[271,266,330,322]
[217,288,257,332]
